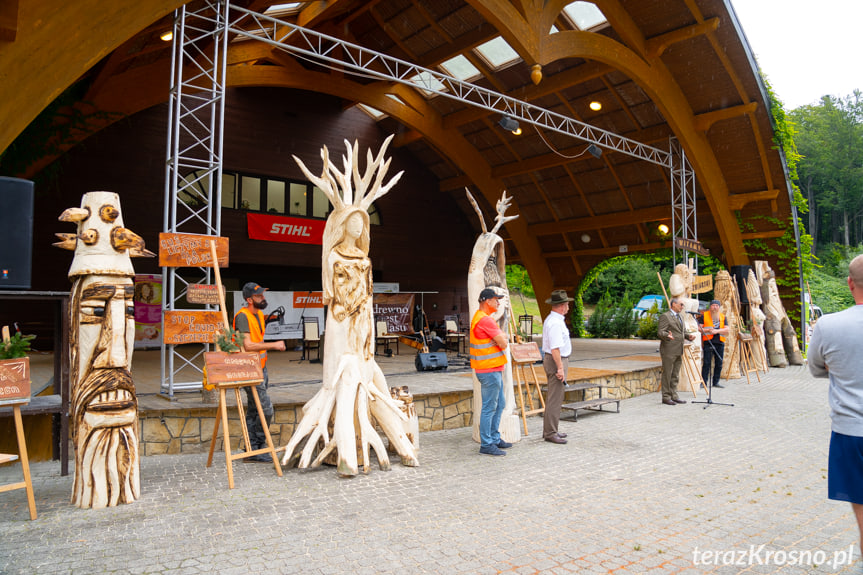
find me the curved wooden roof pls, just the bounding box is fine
[0,0,794,307]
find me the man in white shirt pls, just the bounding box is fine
[541,290,574,444]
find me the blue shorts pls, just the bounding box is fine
[828,431,863,504]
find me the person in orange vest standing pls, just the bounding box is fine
[700,299,730,389]
[233,282,286,462]
[470,288,511,456]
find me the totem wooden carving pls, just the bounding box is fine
[465,189,521,444]
[746,269,769,371]
[281,137,419,476]
[55,191,153,508]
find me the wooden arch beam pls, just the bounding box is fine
[0,0,183,156]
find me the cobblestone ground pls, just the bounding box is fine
[1,365,861,574]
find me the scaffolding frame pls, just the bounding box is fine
[161,0,229,398]
[161,2,699,396]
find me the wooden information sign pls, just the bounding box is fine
[673,237,710,256]
[510,342,542,364]
[159,233,229,268]
[203,352,263,386]
[163,311,225,344]
[186,283,226,305]
[0,357,30,401]
[691,274,714,295]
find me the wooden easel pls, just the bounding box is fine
[0,327,37,520]
[507,309,545,435]
[205,376,282,489]
[723,276,760,384]
[681,345,709,397]
[203,240,282,488]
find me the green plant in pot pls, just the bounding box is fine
[0,332,35,360]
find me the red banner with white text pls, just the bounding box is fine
[247,213,326,245]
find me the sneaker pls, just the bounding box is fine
[496,440,513,449]
[479,445,507,456]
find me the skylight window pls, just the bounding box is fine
[474,36,520,69]
[357,104,385,120]
[563,2,608,31]
[264,3,304,16]
[440,55,481,82]
[408,71,447,97]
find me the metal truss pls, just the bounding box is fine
[669,137,698,267]
[161,0,229,398]
[225,5,672,168]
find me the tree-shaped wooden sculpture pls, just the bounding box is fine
[281,137,419,476]
[465,189,521,444]
[54,191,153,508]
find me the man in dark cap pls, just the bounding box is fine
[700,299,729,389]
[541,289,575,444]
[470,287,510,456]
[233,282,286,462]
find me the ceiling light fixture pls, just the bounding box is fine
[581,233,591,243]
[587,144,602,159]
[498,115,520,134]
[657,224,670,235]
[589,101,602,111]
[160,30,173,42]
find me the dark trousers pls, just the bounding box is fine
[701,340,724,386]
[243,366,274,448]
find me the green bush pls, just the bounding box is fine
[636,301,663,339]
[0,332,35,360]
[586,292,639,339]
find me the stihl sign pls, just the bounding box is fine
[293,291,324,308]
[247,213,325,245]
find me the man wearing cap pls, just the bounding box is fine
[470,287,511,456]
[541,290,574,444]
[233,282,286,462]
[658,297,696,405]
[700,299,729,389]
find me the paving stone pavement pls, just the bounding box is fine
[2,364,861,574]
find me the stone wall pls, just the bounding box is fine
[136,368,659,456]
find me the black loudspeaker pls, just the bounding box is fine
[730,265,751,305]
[415,351,448,372]
[0,177,34,290]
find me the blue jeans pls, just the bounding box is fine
[476,370,505,448]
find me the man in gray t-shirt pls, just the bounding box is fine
[808,254,863,552]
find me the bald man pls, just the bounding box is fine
[808,254,863,553]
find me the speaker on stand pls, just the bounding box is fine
[0,177,34,290]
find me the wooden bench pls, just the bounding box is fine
[560,382,620,421]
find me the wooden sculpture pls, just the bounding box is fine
[281,137,419,476]
[669,263,703,391]
[465,189,521,444]
[755,260,804,366]
[55,191,153,508]
[714,270,741,379]
[745,269,769,372]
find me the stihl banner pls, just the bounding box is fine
[246,213,325,245]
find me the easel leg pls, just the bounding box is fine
[206,391,223,468]
[220,388,235,489]
[14,406,36,520]
[235,387,252,456]
[250,387,282,476]
[515,366,529,436]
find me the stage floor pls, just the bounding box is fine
[27,338,661,411]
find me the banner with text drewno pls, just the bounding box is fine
[373,293,416,334]
[247,213,325,245]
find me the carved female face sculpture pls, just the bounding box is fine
[56,191,151,508]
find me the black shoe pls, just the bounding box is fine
[497,440,513,449]
[672,398,687,404]
[248,452,273,463]
[479,445,506,456]
[712,382,724,388]
[662,398,676,406]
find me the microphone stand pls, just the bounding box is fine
[692,327,733,408]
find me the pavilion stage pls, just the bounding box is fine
[23,339,665,458]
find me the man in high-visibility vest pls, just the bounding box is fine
[700,299,729,389]
[470,288,510,456]
[233,282,286,462]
